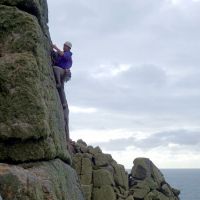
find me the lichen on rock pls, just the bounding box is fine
[0,2,69,163]
[0,159,84,200]
[0,1,84,199]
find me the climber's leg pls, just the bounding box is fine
[58,84,67,109]
[60,71,71,109]
[53,66,62,88]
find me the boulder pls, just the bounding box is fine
[112,162,128,190]
[72,154,83,175]
[80,173,92,185]
[132,184,150,199]
[94,153,112,167]
[93,185,116,200]
[87,146,102,155]
[75,139,88,153]
[172,188,180,196]
[126,195,134,200]
[114,186,129,199]
[77,139,87,147]
[82,184,92,200]
[131,158,165,185]
[130,158,180,200]
[162,183,174,197]
[73,155,92,185]
[93,169,115,187]
[0,159,84,200]
[81,157,93,175]
[144,190,170,200]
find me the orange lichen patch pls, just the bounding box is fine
[0,164,10,174]
[4,186,14,199]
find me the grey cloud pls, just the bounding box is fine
[48,0,163,33]
[48,0,200,148]
[91,129,200,151]
[68,62,200,117]
[137,130,200,149]
[116,64,168,87]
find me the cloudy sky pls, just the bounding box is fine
[48,0,200,168]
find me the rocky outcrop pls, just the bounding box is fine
[129,158,180,200]
[71,140,180,200]
[0,1,84,199]
[71,140,129,200]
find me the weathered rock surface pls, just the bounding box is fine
[0,0,69,163]
[0,1,84,199]
[0,0,49,36]
[0,159,84,200]
[93,186,116,200]
[71,141,129,200]
[71,141,180,200]
[129,158,180,200]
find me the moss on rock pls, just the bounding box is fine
[0,4,70,163]
[0,159,84,200]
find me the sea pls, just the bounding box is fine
[161,169,200,200]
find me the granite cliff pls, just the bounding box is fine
[0,0,83,199]
[0,1,180,200]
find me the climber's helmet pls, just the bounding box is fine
[64,41,72,49]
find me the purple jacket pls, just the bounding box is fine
[55,51,73,69]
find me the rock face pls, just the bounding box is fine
[71,141,180,200]
[0,1,84,199]
[0,159,83,200]
[71,140,130,200]
[0,0,70,163]
[129,158,180,200]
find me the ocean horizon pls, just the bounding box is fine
[161,169,200,200]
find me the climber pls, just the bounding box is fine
[51,41,73,109]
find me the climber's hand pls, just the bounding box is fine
[52,44,57,49]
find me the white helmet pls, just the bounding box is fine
[64,41,72,49]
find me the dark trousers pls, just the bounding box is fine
[53,66,71,107]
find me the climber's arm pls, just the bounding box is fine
[52,44,64,56]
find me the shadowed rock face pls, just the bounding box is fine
[0,1,84,199]
[0,0,49,35]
